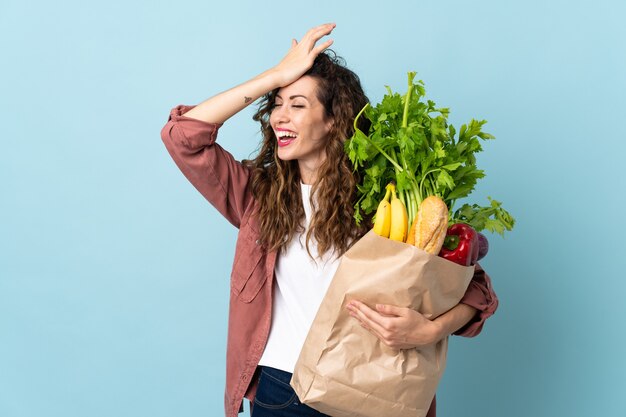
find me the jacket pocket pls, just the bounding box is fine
[230,228,267,303]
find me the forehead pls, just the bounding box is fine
[276,76,320,100]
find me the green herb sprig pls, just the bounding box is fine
[345,72,515,235]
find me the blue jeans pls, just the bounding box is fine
[250,366,331,417]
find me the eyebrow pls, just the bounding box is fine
[275,94,309,101]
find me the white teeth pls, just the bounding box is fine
[276,131,297,138]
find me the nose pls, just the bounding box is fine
[271,104,289,123]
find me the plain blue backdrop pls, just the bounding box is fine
[1,1,624,416]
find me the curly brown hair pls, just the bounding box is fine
[245,51,371,257]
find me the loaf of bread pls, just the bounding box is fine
[413,196,449,254]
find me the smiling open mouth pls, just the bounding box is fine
[276,130,298,147]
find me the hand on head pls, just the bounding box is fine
[273,23,336,87]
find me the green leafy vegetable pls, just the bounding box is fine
[345,72,515,235]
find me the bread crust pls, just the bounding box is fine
[414,196,449,254]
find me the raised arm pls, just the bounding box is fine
[181,23,336,124]
[161,23,337,227]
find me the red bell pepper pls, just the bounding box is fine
[439,223,479,266]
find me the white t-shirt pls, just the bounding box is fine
[258,183,341,373]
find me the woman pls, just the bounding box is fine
[161,23,498,417]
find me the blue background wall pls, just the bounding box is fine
[1,1,624,416]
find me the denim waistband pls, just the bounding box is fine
[258,365,293,385]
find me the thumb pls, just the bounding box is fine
[376,304,404,317]
[291,38,298,48]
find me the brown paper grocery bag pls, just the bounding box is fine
[290,230,475,417]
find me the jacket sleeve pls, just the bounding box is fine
[452,263,499,338]
[160,104,253,229]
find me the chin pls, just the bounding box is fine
[276,149,297,161]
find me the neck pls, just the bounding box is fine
[298,161,322,185]
[300,170,316,185]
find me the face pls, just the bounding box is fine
[269,76,333,182]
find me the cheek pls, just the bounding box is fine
[310,115,331,137]
[316,123,332,143]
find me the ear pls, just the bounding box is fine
[325,117,335,132]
